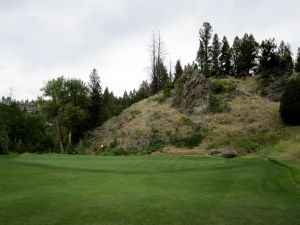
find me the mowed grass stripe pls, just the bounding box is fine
[0,154,299,225]
[11,154,225,173]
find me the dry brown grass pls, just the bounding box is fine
[87,77,298,155]
[88,94,195,151]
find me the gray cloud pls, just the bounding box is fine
[0,0,299,99]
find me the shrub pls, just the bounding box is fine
[207,129,283,154]
[280,79,300,125]
[170,132,206,149]
[104,147,128,156]
[181,116,193,125]
[146,137,165,153]
[184,132,205,148]
[102,147,146,156]
[157,80,173,103]
[74,140,88,154]
[110,138,118,148]
[209,96,230,113]
[0,131,9,155]
[211,79,237,94]
[66,144,75,154]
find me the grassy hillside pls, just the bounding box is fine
[0,154,299,225]
[86,77,300,158]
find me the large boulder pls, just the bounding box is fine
[172,69,212,114]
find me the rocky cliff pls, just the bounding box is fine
[172,69,212,114]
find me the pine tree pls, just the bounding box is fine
[239,33,259,76]
[232,36,241,76]
[196,41,205,69]
[210,34,221,76]
[174,60,183,83]
[122,91,130,108]
[278,41,294,74]
[219,36,232,76]
[158,60,169,90]
[196,22,213,73]
[280,79,300,125]
[101,88,122,122]
[88,69,103,127]
[102,87,111,122]
[259,38,280,75]
[232,34,258,76]
[295,48,300,73]
[136,81,151,101]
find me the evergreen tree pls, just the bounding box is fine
[259,38,280,75]
[239,33,259,76]
[0,99,53,154]
[231,34,258,76]
[174,60,183,83]
[158,60,169,90]
[88,69,103,128]
[295,47,300,73]
[232,36,241,75]
[102,88,112,122]
[168,61,174,84]
[196,22,213,74]
[210,34,221,76]
[128,90,136,105]
[122,91,130,108]
[135,81,151,101]
[280,79,300,125]
[219,36,232,76]
[101,88,123,121]
[278,41,294,74]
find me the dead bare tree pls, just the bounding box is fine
[149,32,167,95]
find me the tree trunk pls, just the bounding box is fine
[55,118,64,153]
[68,131,72,145]
[59,139,64,154]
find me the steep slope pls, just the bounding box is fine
[86,95,198,153]
[85,77,300,157]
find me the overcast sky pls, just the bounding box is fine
[0,0,299,100]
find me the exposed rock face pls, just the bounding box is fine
[172,69,212,115]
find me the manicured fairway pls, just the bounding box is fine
[0,154,299,225]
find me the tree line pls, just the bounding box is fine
[0,69,151,154]
[194,22,298,78]
[1,22,300,154]
[148,23,300,96]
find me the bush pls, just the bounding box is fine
[156,79,173,103]
[104,147,128,156]
[209,96,230,113]
[146,137,165,153]
[207,129,283,154]
[101,147,145,156]
[280,79,300,125]
[170,132,206,149]
[110,138,118,148]
[74,140,89,154]
[211,79,237,94]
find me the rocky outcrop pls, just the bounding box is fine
[172,69,212,114]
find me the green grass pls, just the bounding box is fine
[0,154,299,225]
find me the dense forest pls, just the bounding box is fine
[1,22,300,155]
